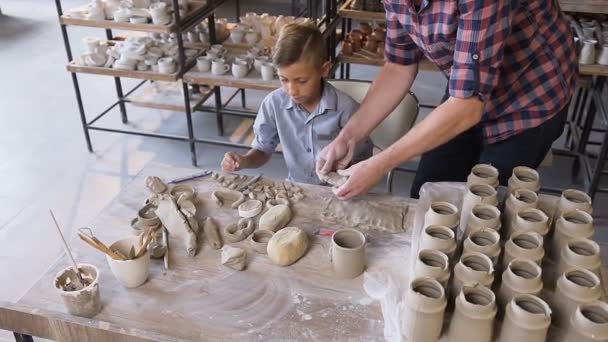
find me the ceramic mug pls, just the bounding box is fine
[232,60,249,78]
[196,55,211,72]
[254,56,270,72]
[245,30,261,45]
[235,55,253,69]
[83,37,100,54]
[230,29,245,44]
[329,229,366,278]
[211,58,230,75]
[260,62,275,81]
[210,44,227,55]
[206,50,224,60]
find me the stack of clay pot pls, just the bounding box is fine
[68,0,190,25]
[341,22,386,58]
[568,15,608,65]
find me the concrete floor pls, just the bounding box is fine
[1,1,607,341]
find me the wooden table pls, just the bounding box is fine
[0,163,415,341]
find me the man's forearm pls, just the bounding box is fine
[340,62,419,142]
[376,96,485,170]
[241,149,272,169]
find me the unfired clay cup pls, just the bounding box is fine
[330,229,366,278]
[53,263,102,318]
[106,237,150,288]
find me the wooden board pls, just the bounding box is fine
[126,81,213,112]
[338,0,386,22]
[60,0,210,33]
[183,67,282,91]
[559,0,608,14]
[3,163,416,341]
[580,63,608,77]
[340,53,440,72]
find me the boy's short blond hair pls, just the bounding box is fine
[272,22,326,68]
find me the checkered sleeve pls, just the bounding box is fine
[449,0,514,101]
[251,96,279,154]
[384,8,422,65]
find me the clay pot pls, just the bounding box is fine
[452,252,495,298]
[342,40,353,56]
[53,264,102,318]
[461,184,498,235]
[351,39,362,52]
[359,22,372,36]
[363,39,378,52]
[465,203,502,237]
[499,294,552,342]
[373,27,386,41]
[503,189,539,238]
[502,231,545,269]
[448,285,496,342]
[463,229,501,266]
[508,166,541,193]
[554,269,602,327]
[565,301,608,342]
[106,237,150,288]
[467,164,499,188]
[419,225,457,260]
[330,229,366,279]
[556,238,602,280]
[550,209,594,260]
[414,249,451,287]
[250,230,274,254]
[424,201,459,230]
[580,39,598,64]
[511,208,549,238]
[376,44,385,57]
[349,30,364,42]
[555,189,593,220]
[402,277,447,342]
[497,259,543,309]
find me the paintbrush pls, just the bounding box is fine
[163,227,169,269]
[50,210,85,287]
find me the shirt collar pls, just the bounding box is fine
[283,80,337,113]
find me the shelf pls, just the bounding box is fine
[183,67,281,91]
[67,60,194,82]
[60,0,211,33]
[126,81,213,112]
[339,53,439,71]
[338,0,386,22]
[559,0,608,15]
[580,64,608,77]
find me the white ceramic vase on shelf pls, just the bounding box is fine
[419,225,457,260]
[463,229,501,266]
[452,252,495,298]
[556,238,602,282]
[554,268,602,327]
[497,259,543,309]
[423,201,459,230]
[551,209,594,260]
[507,166,541,193]
[580,39,598,65]
[555,189,593,221]
[598,44,608,66]
[503,188,539,236]
[502,231,545,269]
[402,277,447,342]
[498,294,552,342]
[414,249,451,287]
[467,164,499,188]
[465,203,502,237]
[564,301,608,342]
[448,285,497,342]
[511,208,549,238]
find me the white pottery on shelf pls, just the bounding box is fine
[463,229,501,265]
[419,225,457,260]
[580,39,598,64]
[502,231,545,269]
[231,60,249,78]
[498,294,551,342]
[598,44,608,66]
[497,259,543,309]
[565,301,608,342]
[507,166,541,193]
[554,268,602,327]
[414,249,451,287]
[157,57,176,74]
[402,277,447,342]
[260,62,275,81]
[448,285,496,342]
[423,201,459,230]
[551,209,594,260]
[211,58,230,75]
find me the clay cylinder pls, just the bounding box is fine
[461,184,498,235]
[565,301,608,342]
[554,269,602,327]
[502,231,545,269]
[551,209,594,260]
[555,189,593,221]
[106,237,150,288]
[465,203,502,237]
[402,277,447,342]
[497,259,543,309]
[503,189,538,235]
[414,249,451,287]
[556,238,602,280]
[507,166,541,193]
[511,208,549,238]
[330,228,366,278]
[424,201,459,230]
[498,294,552,342]
[467,164,499,188]
[53,264,102,318]
[448,285,497,342]
[419,225,457,260]
[452,252,495,298]
[463,229,501,266]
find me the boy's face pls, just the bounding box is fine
[277,60,330,107]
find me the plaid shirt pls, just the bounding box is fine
[384,0,578,143]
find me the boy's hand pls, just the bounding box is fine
[316,136,356,175]
[222,152,245,172]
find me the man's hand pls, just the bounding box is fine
[316,136,356,175]
[334,157,389,200]
[222,152,246,172]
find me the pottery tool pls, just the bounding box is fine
[167,170,212,184]
[78,227,126,260]
[134,229,153,259]
[49,210,85,287]
[316,228,337,237]
[163,227,169,269]
[235,173,263,191]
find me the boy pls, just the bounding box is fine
[221,22,372,184]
